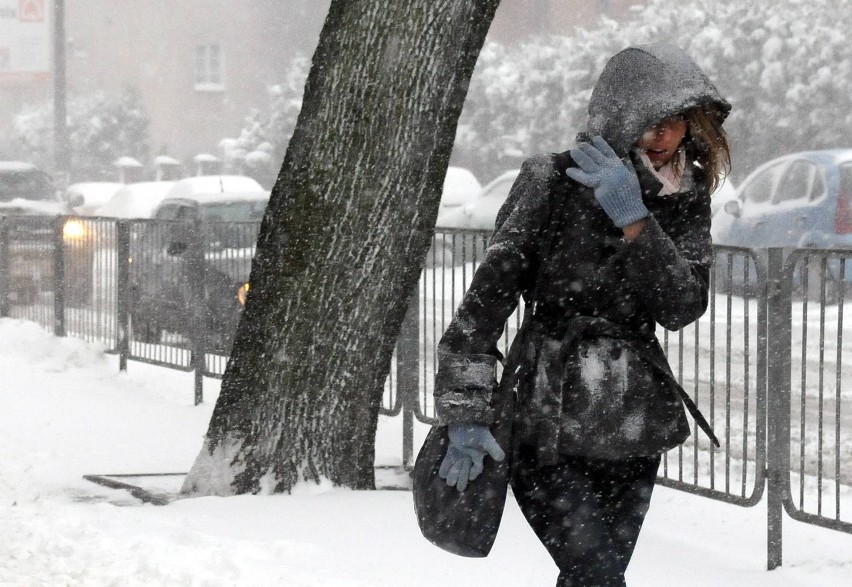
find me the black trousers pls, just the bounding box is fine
[511,446,662,587]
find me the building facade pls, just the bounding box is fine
[0,0,641,178]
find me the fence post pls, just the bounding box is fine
[398,282,421,469]
[188,219,206,405]
[116,221,130,371]
[766,247,792,570]
[53,217,66,337]
[0,217,9,317]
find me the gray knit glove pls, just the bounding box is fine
[439,423,505,492]
[565,135,649,228]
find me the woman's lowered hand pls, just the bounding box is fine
[438,423,505,492]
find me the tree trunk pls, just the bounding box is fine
[182,0,500,496]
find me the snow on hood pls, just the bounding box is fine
[66,182,124,213]
[0,198,67,216]
[583,43,731,157]
[95,181,176,219]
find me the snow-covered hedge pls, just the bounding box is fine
[455,0,852,182]
[236,0,852,184]
[13,89,150,181]
[224,56,310,176]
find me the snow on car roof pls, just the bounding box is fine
[768,149,852,166]
[163,175,264,200]
[811,149,852,165]
[441,167,481,207]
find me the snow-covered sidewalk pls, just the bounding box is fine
[1,317,850,586]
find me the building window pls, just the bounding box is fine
[195,44,224,92]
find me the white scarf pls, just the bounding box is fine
[637,149,688,196]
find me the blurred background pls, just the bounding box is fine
[0,1,848,198]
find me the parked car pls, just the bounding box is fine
[429,169,519,266]
[97,176,264,221]
[128,187,269,351]
[712,149,852,249]
[0,161,59,207]
[0,161,92,305]
[436,169,518,230]
[712,149,852,297]
[437,166,482,221]
[423,167,482,267]
[64,182,124,216]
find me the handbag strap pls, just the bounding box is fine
[529,164,569,315]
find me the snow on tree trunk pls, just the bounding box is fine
[182,0,500,496]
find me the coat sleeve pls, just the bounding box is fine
[433,155,554,425]
[620,189,713,331]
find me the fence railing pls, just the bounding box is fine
[767,248,852,558]
[1,216,850,569]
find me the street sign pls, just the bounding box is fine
[0,0,51,85]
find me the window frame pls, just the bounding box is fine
[194,43,225,92]
[773,159,815,205]
[740,161,785,206]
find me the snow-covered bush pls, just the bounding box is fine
[13,88,150,181]
[235,0,851,184]
[227,55,309,173]
[456,0,852,182]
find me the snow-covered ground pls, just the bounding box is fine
[2,317,851,586]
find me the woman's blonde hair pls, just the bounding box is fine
[683,106,731,194]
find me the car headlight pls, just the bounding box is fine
[63,219,87,241]
[237,282,250,306]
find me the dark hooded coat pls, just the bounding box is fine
[433,43,730,464]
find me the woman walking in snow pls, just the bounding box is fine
[433,43,730,586]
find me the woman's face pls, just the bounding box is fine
[637,115,688,169]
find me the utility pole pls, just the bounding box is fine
[53,0,69,185]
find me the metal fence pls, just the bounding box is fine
[764,248,852,568]
[412,235,771,504]
[1,217,850,568]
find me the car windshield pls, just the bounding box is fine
[200,201,266,222]
[0,171,55,202]
[201,201,266,249]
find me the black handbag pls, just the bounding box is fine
[412,376,514,557]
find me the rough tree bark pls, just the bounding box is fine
[181,0,501,495]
